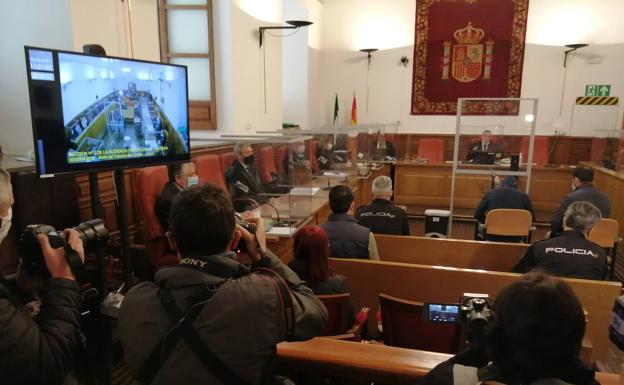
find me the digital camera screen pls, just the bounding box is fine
[426,304,460,323]
[25,46,190,176]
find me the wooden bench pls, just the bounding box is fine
[329,258,622,363]
[375,234,528,271]
[277,337,620,385]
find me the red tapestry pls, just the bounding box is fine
[411,0,529,115]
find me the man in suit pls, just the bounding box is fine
[466,129,503,163]
[226,142,266,209]
[155,162,198,230]
[474,176,535,242]
[373,131,396,160]
[550,166,611,236]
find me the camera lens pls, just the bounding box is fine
[74,218,109,249]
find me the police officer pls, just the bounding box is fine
[355,175,409,235]
[513,201,607,280]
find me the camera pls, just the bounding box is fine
[19,218,109,277]
[234,214,256,254]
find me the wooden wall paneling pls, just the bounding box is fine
[189,101,215,130]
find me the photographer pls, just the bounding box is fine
[0,169,86,385]
[421,273,597,385]
[119,183,327,385]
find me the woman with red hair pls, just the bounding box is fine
[289,225,350,295]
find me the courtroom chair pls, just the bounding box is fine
[317,293,370,340]
[192,154,227,192]
[484,209,533,243]
[520,136,550,165]
[307,139,320,174]
[258,146,278,184]
[134,165,180,267]
[588,218,621,280]
[274,145,288,180]
[379,293,461,354]
[219,151,236,175]
[417,139,445,163]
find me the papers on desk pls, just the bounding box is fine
[289,187,320,196]
[322,171,347,181]
[266,227,298,236]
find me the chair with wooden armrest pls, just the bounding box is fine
[379,293,461,354]
[484,209,533,243]
[317,293,370,341]
[588,218,621,280]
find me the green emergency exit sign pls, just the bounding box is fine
[585,85,611,96]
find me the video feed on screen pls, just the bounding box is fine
[426,304,460,323]
[57,52,188,164]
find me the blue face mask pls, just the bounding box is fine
[187,175,199,188]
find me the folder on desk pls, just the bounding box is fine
[289,187,320,196]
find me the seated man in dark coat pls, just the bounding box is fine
[155,162,198,230]
[372,131,396,160]
[550,166,611,236]
[513,201,607,281]
[320,185,379,260]
[225,142,267,211]
[356,175,409,235]
[474,176,535,242]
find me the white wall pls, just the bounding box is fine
[193,0,283,138]
[309,0,624,136]
[69,0,160,62]
[0,0,74,154]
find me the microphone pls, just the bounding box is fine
[322,175,331,191]
[264,200,289,227]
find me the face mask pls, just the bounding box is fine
[187,175,199,188]
[296,145,306,154]
[243,154,255,165]
[0,207,12,246]
[326,143,333,150]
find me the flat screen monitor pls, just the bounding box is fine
[25,46,190,176]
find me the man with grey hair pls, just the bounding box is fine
[0,168,14,244]
[513,201,606,280]
[355,175,409,235]
[225,142,266,208]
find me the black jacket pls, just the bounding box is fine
[0,277,83,385]
[474,185,535,224]
[466,141,503,162]
[155,181,182,231]
[372,140,396,159]
[550,184,611,235]
[421,349,597,385]
[355,198,410,235]
[321,213,371,259]
[512,230,607,280]
[226,160,266,203]
[316,148,336,171]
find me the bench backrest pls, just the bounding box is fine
[329,258,621,363]
[375,234,528,272]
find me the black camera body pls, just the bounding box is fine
[19,219,109,278]
[234,215,256,254]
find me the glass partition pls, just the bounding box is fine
[448,98,538,237]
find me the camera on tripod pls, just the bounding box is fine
[19,218,109,278]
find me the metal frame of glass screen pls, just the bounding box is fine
[448,97,539,238]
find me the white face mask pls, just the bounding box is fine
[296,145,306,155]
[0,207,12,245]
[326,143,333,151]
[187,175,199,188]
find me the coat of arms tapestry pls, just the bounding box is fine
[411,0,529,115]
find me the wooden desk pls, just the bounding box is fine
[277,337,620,384]
[394,163,572,223]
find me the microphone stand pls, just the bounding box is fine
[265,200,289,227]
